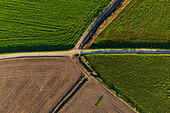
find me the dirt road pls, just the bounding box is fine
[0,57,82,113]
[0,49,169,60]
[60,80,136,113]
[80,49,170,54]
[0,0,169,112]
[75,0,123,50]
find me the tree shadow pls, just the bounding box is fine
[91,40,170,49]
[0,44,74,53]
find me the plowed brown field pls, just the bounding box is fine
[0,57,82,113]
[0,57,136,113]
[60,80,136,113]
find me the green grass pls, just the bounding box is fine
[91,0,170,49]
[85,54,170,113]
[0,0,111,53]
[95,96,104,107]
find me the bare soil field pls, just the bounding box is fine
[60,79,136,113]
[0,57,82,113]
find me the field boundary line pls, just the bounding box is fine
[78,56,138,113]
[58,80,88,113]
[32,60,72,113]
[51,76,88,113]
[74,0,124,50]
[0,49,169,60]
[84,0,132,49]
[0,0,169,112]
[80,49,170,54]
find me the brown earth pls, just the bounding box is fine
[0,57,82,113]
[60,78,136,113]
[0,57,136,113]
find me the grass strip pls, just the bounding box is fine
[95,96,104,107]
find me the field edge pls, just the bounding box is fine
[78,54,139,113]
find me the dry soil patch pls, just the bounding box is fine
[0,57,82,113]
[60,80,136,113]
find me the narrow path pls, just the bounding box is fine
[80,49,170,54]
[0,0,169,113]
[0,49,170,60]
[75,0,123,50]
[0,0,169,60]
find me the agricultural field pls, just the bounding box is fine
[85,54,170,113]
[0,0,111,53]
[91,0,170,49]
[0,57,82,113]
[60,80,135,113]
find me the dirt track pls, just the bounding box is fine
[60,80,136,113]
[75,0,123,50]
[0,57,136,113]
[80,49,170,54]
[0,57,82,113]
[0,0,169,112]
[0,49,169,60]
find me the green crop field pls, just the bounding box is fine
[91,0,170,49]
[0,0,111,53]
[85,54,170,113]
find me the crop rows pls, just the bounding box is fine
[91,0,170,49]
[85,54,170,113]
[0,0,111,52]
[0,57,83,113]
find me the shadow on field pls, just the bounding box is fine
[91,40,170,49]
[50,75,88,113]
[0,44,74,53]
